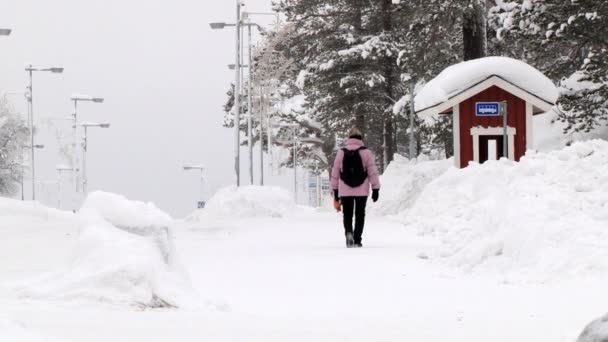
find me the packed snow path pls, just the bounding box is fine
[1,208,604,341]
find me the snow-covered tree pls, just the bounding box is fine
[0,98,29,196]
[490,0,608,133]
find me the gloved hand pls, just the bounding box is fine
[372,189,379,202]
[333,199,342,212]
[333,189,339,202]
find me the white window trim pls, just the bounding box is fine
[526,102,534,151]
[470,126,516,162]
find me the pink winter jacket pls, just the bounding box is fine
[331,138,381,197]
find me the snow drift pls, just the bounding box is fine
[373,155,451,216]
[0,197,73,222]
[196,185,296,219]
[16,192,195,309]
[0,319,64,342]
[384,140,608,279]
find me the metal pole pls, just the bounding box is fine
[57,174,62,210]
[82,126,88,194]
[20,161,25,201]
[267,90,273,174]
[502,101,508,159]
[234,0,241,187]
[293,128,297,202]
[409,82,417,158]
[72,100,79,193]
[247,23,254,185]
[199,169,205,202]
[259,86,264,186]
[27,69,35,200]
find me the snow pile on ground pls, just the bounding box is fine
[396,140,608,279]
[414,56,559,111]
[16,192,195,309]
[534,110,608,152]
[0,197,73,222]
[198,185,296,219]
[577,313,608,342]
[0,318,64,342]
[373,155,452,216]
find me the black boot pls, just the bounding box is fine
[345,232,354,248]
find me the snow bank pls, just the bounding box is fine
[577,313,608,342]
[199,185,296,218]
[414,56,559,112]
[398,140,608,279]
[16,192,195,309]
[0,197,73,221]
[534,110,608,152]
[0,319,64,342]
[80,191,172,229]
[373,155,452,216]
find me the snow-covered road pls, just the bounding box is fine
[1,206,604,341]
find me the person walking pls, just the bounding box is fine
[331,127,380,248]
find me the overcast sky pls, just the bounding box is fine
[0,0,295,217]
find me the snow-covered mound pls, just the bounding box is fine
[80,191,172,229]
[16,192,195,309]
[397,140,608,279]
[373,155,452,216]
[198,185,296,218]
[0,197,73,221]
[0,319,64,342]
[534,110,608,152]
[414,56,559,111]
[577,313,608,342]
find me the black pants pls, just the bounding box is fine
[341,196,368,244]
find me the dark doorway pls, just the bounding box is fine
[479,135,505,163]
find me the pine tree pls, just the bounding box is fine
[0,98,29,196]
[489,0,608,133]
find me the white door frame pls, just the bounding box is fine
[470,126,516,162]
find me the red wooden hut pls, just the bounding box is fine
[414,57,558,168]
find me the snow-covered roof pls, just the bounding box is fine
[414,57,559,113]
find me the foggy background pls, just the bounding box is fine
[0,0,297,217]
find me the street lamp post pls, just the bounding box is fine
[80,122,110,194]
[183,165,206,208]
[19,144,44,201]
[211,6,264,187]
[70,94,104,194]
[56,165,75,210]
[210,1,242,186]
[25,65,63,200]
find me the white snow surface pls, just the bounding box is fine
[80,191,172,229]
[3,142,608,341]
[414,56,559,112]
[7,193,195,309]
[373,155,452,216]
[0,319,65,342]
[192,185,296,219]
[388,140,608,279]
[1,181,607,341]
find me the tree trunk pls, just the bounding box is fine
[463,0,487,61]
[381,0,396,170]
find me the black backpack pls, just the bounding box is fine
[340,147,368,187]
